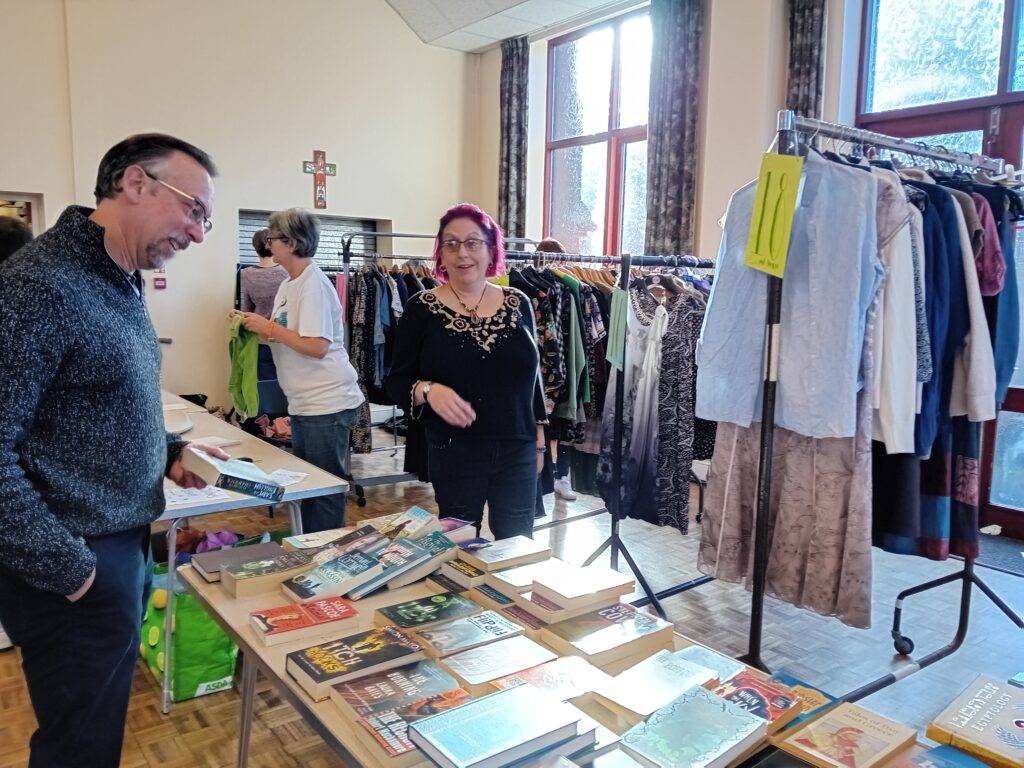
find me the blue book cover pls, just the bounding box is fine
[620,686,766,768]
[903,745,990,768]
[409,682,581,768]
[348,537,433,599]
[281,551,381,603]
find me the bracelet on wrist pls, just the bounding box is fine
[267,322,277,343]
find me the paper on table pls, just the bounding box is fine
[164,485,231,507]
[268,469,308,487]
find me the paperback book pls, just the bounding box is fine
[531,564,634,610]
[887,744,990,768]
[413,610,524,658]
[280,551,382,603]
[377,506,441,541]
[359,688,474,759]
[191,541,284,583]
[620,686,767,768]
[374,593,481,632]
[385,531,459,590]
[674,644,747,687]
[439,634,558,695]
[285,625,425,701]
[441,559,489,590]
[179,446,285,501]
[484,558,571,595]
[468,583,518,613]
[593,649,718,725]
[437,517,477,544]
[220,548,322,598]
[330,659,460,718]
[249,595,358,646]
[490,654,614,706]
[714,670,802,734]
[282,527,356,551]
[780,703,917,768]
[426,573,472,596]
[540,603,674,668]
[925,675,1024,768]
[513,590,621,624]
[457,535,552,572]
[500,604,549,640]
[346,537,434,600]
[767,673,837,732]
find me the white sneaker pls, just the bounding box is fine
[553,477,578,501]
[0,620,12,651]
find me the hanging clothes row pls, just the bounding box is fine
[695,143,1022,629]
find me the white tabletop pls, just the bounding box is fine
[161,389,209,413]
[159,409,347,522]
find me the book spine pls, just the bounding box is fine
[216,475,285,502]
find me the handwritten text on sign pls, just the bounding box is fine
[744,153,803,278]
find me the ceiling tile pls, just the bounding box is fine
[434,0,497,28]
[487,0,527,12]
[431,29,497,52]
[384,0,456,42]
[503,0,584,25]
[463,12,538,39]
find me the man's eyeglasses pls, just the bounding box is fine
[441,237,485,254]
[139,167,213,234]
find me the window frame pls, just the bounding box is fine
[857,0,1024,129]
[543,8,650,256]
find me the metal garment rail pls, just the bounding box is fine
[506,249,717,617]
[742,110,1022,697]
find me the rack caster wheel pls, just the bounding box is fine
[357,496,367,507]
[893,636,914,656]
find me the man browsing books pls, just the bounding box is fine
[0,134,227,768]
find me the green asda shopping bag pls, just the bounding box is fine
[139,565,238,702]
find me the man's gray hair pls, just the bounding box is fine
[268,208,320,258]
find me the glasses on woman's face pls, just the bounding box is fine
[441,237,485,255]
[264,235,289,245]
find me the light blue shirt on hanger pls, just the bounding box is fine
[696,150,883,439]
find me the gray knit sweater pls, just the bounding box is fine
[0,207,184,595]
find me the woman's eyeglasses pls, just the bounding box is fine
[441,237,484,254]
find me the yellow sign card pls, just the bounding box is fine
[744,153,803,278]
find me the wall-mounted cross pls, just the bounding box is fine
[302,150,337,209]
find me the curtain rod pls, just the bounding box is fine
[787,112,1005,173]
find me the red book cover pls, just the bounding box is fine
[251,596,357,637]
[714,670,799,726]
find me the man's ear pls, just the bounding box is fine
[119,165,149,204]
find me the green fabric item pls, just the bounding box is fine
[228,315,260,418]
[556,271,591,403]
[605,287,628,372]
[553,291,586,423]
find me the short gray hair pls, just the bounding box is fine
[268,208,320,258]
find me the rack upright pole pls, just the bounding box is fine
[742,109,799,671]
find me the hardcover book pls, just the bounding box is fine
[408,681,583,768]
[439,634,558,695]
[767,673,837,732]
[714,670,802,734]
[330,659,460,718]
[531,564,634,609]
[220,549,321,598]
[414,610,524,658]
[593,649,718,725]
[780,703,917,768]
[490,654,613,705]
[540,603,674,668]
[925,675,1024,768]
[179,446,285,501]
[374,593,481,633]
[346,537,433,600]
[675,644,747,687]
[284,625,425,701]
[442,558,489,589]
[620,686,767,768]
[359,688,473,758]
[249,595,358,646]
[457,535,552,572]
[280,550,383,603]
[484,558,571,595]
[191,541,284,583]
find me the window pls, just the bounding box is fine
[545,11,651,256]
[237,210,377,267]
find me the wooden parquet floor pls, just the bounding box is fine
[0,441,1021,767]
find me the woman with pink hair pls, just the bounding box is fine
[385,203,546,539]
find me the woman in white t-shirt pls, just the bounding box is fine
[238,208,364,532]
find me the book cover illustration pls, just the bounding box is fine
[377,593,479,630]
[378,506,439,540]
[288,626,421,683]
[250,596,357,636]
[888,744,990,768]
[415,610,524,657]
[472,583,516,606]
[321,524,392,559]
[715,670,799,725]
[459,535,550,569]
[359,688,473,757]
[787,703,916,768]
[283,551,380,601]
[768,672,836,730]
[224,550,313,581]
[426,573,470,595]
[620,686,766,768]
[181,446,285,501]
[547,603,672,657]
[926,675,1024,768]
[443,558,488,586]
[333,660,459,716]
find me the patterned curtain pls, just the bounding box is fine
[786,0,827,118]
[645,0,705,257]
[498,36,529,239]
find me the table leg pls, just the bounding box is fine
[237,651,258,768]
[288,501,303,535]
[161,518,182,714]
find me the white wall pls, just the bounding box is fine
[1,0,482,404]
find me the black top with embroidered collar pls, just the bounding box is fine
[385,286,547,442]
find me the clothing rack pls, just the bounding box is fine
[744,110,1022,697]
[506,249,717,617]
